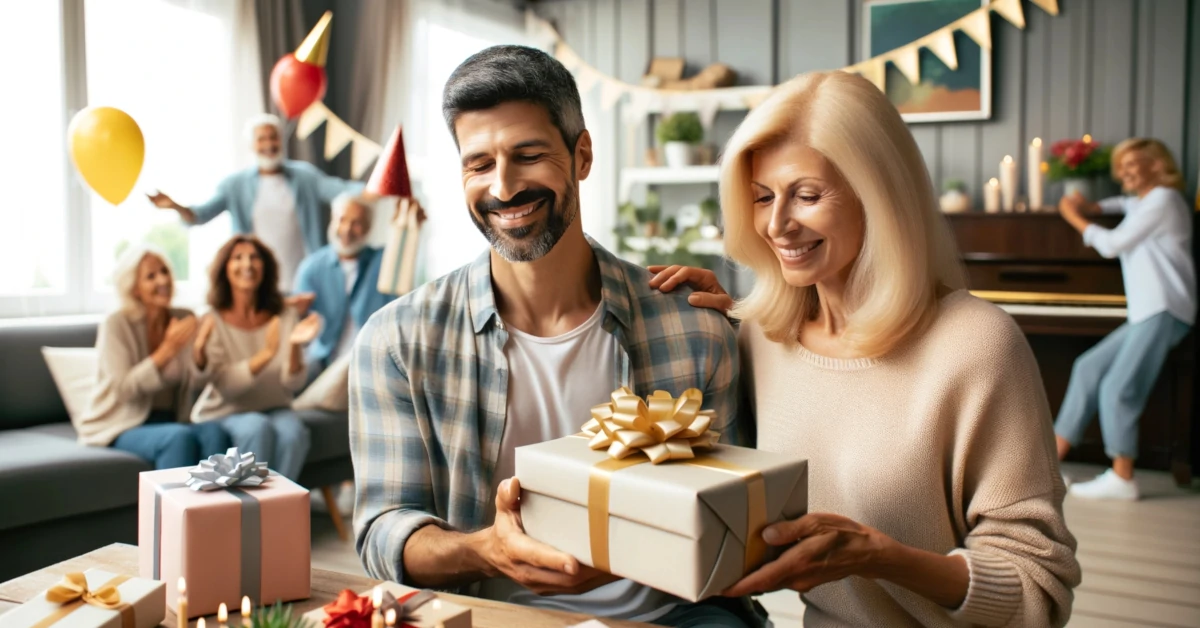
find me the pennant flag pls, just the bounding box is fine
[890,46,921,85]
[624,91,653,126]
[350,139,382,179]
[576,67,600,96]
[959,9,992,50]
[323,116,355,161]
[925,29,958,70]
[992,0,1025,29]
[1030,0,1059,16]
[697,97,721,130]
[555,42,582,71]
[296,102,328,140]
[600,79,625,110]
[856,59,887,92]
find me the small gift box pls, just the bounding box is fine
[0,569,165,628]
[137,448,311,618]
[302,582,471,628]
[517,387,808,602]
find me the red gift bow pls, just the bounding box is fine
[322,589,431,628]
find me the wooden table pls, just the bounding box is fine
[0,544,648,628]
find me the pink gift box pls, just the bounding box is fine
[137,468,311,618]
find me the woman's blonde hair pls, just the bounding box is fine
[113,244,173,319]
[721,71,964,357]
[1110,138,1185,191]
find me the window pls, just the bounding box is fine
[0,0,258,318]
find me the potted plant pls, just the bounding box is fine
[1047,137,1111,201]
[939,179,971,213]
[656,112,703,168]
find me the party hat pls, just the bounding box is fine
[367,125,412,198]
[295,11,333,67]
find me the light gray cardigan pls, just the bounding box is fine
[78,308,207,446]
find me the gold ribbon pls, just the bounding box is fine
[32,573,135,628]
[581,387,720,464]
[579,388,767,579]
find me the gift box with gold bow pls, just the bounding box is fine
[137,448,311,618]
[301,582,471,628]
[516,387,808,602]
[0,569,165,628]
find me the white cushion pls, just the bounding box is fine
[41,347,98,422]
[293,353,350,412]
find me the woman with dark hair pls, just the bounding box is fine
[192,234,322,480]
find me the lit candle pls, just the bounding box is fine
[984,178,1001,213]
[1028,138,1044,211]
[178,578,188,624]
[1082,133,1093,144]
[241,596,252,628]
[999,155,1017,212]
[198,619,207,628]
[385,609,397,628]
[218,603,229,628]
[371,587,384,628]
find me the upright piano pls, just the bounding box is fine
[946,213,1195,486]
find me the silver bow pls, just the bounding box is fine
[381,590,438,624]
[186,447,270,491]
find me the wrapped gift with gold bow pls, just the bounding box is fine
[301,582,471,628]
[0,570,165,628]
[517,387,808,602]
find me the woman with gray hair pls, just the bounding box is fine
[78,245,229,468]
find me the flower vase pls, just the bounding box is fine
[1062,177,1093,202]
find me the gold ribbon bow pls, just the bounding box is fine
[582,387,720,464]
[34,573,135,628]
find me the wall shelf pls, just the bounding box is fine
[619,165,719,202]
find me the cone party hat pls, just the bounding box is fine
[367,125,412,198]
[295,11,332,66]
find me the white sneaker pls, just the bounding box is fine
[1068,469,1139,501]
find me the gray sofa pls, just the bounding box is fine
[0,317,354,581]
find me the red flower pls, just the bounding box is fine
[1051,141,1068,157]
[323,589,374,628]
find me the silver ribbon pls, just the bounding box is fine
[186,447,269,491]
[381,590,438,624]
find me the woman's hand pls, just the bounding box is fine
[648,265,734,314]
[192,314,216,369]
[1058,193,1093,234]
[723,513,893,596]
[289,313,322,346]
[285,293,316,317]
[152,315,197,369]
[249,316,282,376]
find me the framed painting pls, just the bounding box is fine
[863,0,992,122]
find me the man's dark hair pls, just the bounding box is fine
[442,45,585,151]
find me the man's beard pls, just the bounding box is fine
[470,184,577,263]
[327,221,367,258]
[257,153,283,170]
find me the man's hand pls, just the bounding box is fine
[286,293,316,317]
[476,478,617,595]
[394,197,428,226]
[147,191,179,210]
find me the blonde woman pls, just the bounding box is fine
[1055,139,1195,500]
[651,71,1080,626]
[80,245,229,468]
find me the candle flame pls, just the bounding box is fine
[198,618,207,628]
[988,178,999,186]
[1040,161,1049,173]
[1031,137,1042,147]
[373,586,383,607]
[242,596,251,616]
[177,577,187,595]
[1002,155,1013,163]
[1082,134,1092,143]
[385,609,397,627]
[219,603,228,622]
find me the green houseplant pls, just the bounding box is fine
[939,179,970,213]
[656,112,703,168]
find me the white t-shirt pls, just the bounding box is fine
[1088,187,1196,324]
[332,258,359,360]
[253,174,304,292]
[479,302,679,622]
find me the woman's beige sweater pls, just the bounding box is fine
[743,290,1080,627]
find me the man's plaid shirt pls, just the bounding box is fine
[349,238,743,584]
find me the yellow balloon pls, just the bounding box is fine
[68,106,145,205]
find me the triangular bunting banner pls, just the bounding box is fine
[296,102,328,141]
[555,42,582,71]
[1030,0,1059,16]
[323,117,355,161]
[925,29,958,70]
[857,59,887,92]
[350,138,383,179]
[576,67,600,96]
[600,79,625,110]
[624,91,652,125]
[992,0,1025,29]
[890,46,921,85]
[958,9,992,50]
[697,98,721,130]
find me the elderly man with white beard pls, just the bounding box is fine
[148,114,370,291]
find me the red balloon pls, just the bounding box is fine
[270,54,327,119]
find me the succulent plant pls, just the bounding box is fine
[656,112,704,145]
[250,601,319,628]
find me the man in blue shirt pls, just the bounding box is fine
[148,114,368,291]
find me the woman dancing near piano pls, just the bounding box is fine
[1054,138,1196,500]
[649,71,1080,627]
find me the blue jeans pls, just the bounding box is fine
[1055,312,1191,459]
[220,409,310,481]
[111,412,231,469]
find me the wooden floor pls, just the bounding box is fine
[311,462,1200,627]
